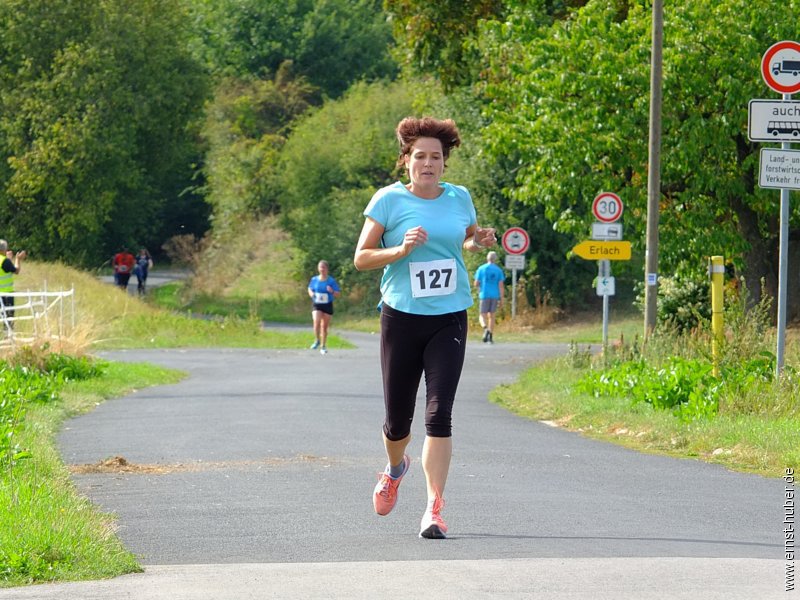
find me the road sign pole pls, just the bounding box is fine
[777,185,789,373]
[757,42,800,375]
[599,260,610,352]
[501,228,529,321]
[776,91,792,375]
[511,268,517,319]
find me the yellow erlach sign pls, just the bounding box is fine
[572,240,631,261]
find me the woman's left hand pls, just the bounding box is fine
[474,227,497,248]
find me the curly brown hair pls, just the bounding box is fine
[395,117,461,168]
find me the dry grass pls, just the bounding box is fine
[0,260,155,358]
[188,216,303,299]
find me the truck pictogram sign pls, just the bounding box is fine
[762,41,800,94]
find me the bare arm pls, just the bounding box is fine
[354,217,426,271]
[463,225,497,253]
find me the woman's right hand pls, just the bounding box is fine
[402,226,428,255]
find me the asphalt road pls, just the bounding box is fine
[98,268,188,295]
[1,331,790,599]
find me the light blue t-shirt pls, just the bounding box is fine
[474,262,505,300]
[364,181,477,315]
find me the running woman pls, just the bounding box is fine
[308,260,341,355]
[354,116,497,538]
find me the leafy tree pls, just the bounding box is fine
[188,0,397,99]
[295,0,399,97]
[384,0,605,307]
[431,85,599,309]
[277,79,418,298]
[383,0,507,90]
[478,0,800,313]
[0,0,208,264]
[382,0,598,90]
[186,0,314,76]
[200,63,318,236]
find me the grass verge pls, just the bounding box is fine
[12,262,351,351]
[95,310,352,350]
[1,361,185,587]
[491,355,800,478]
[149,282,309,326]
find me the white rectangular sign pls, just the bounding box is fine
[505,255,525,270]
[759,148,800,190]
[591,222,623,240]
[749,100,800,142]
[596,276,615,296]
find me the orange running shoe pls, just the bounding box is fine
[419,494,447,539]
[372,454,410,516]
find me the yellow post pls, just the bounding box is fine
[710,256,724,377]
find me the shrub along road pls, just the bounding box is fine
[1,332,787,599]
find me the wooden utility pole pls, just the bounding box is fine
[644,0,664,338]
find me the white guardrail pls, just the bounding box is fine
[0,288,75,347]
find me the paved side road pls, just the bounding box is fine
[98,268,188,295]
[0,331,790,599]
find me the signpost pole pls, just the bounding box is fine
[756,41,800,375]
[600,260,610,352]
[583,192,625,359]
[511,268,517,319]
[501,228,530,321]
[776,91,792,375]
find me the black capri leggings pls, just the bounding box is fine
[380,304,468,440]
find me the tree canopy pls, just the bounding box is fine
[2,0,798,318]
[189,0,398,98]
[0,0,208,264]
[476,0,799,308]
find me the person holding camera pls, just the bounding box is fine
[0,239,26,328]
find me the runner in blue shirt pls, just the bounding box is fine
[307,260,341,355]
[354,116,498,539]
[474,250,505,344]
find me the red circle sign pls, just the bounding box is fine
[592,192,623,223]
[762,41,800,94]
[501,227,530,255]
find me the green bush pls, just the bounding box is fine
[0,366,57,470]
[575,356,721,420]
[0,354,105,470]
[635,273,711,332]
[44,354,106,381]
[574,352,791,422]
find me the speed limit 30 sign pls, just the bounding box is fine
[592,192,623,223]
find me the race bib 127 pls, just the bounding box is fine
[409,258,457,298]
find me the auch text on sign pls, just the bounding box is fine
[572,240,631,261]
